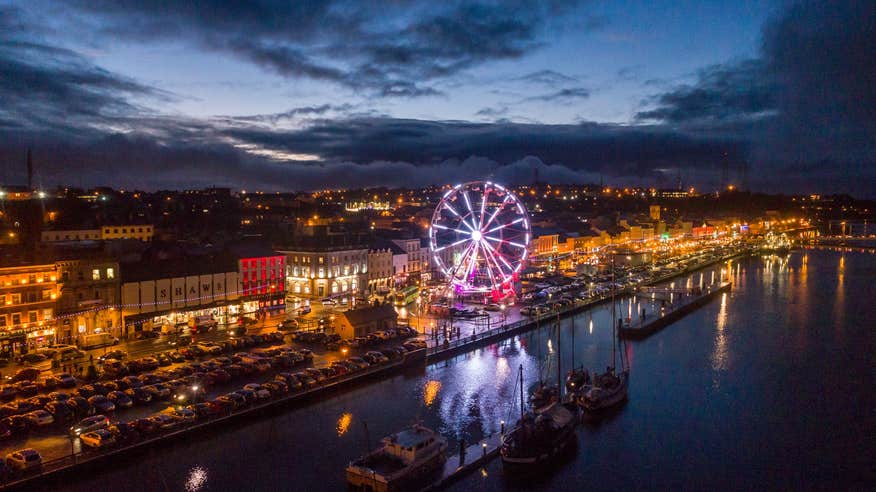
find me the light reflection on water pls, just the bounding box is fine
[423,380,441,406]
[337,412,353,436]
[185,466,208,492]
[711,292,729,375]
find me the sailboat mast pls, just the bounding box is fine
[611,254,617,371]
[570,313,575,372]
[556,313,561,396]
[518,364,524,420]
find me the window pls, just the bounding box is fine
[0,315,5,327]
[318,257,324,264]
[92,269,100,280]
[106,268,114,279]
[27,292,37,303]
[28,311,37,323]
[318,267,324,278]
[62,271,69,282]
[41,290,51,300]
[28,275,36,283]
[11,314,20,325]
[42,309,51,320]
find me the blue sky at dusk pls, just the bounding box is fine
[1,1,873,195]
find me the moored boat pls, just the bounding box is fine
[501,401,578,467]
[346,424,447,492]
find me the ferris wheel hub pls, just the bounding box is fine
[471,230,482,241]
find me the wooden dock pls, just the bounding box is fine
[422,432,504,490]
[619,281,732,340]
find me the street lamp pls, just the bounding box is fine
[500,303,506,327]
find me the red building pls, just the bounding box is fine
[229,241,286,314]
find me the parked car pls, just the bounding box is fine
[57,373,77,388]
[11,368,41,383]
[45,401,73,421]
[107,391,133,409]
[242,384,271,401]
[80,428,116,449]
[98,350,127,362]
[125,387,153,405]
[14,382,38,397]
[109,422,140,443]
[66,396,93,417]
[88,395,115,413]
[148,413,183,431]
[0,386,16,401]
[5,448,42,472]
[70,415,109,436]
[24,410,54,427]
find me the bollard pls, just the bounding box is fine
[500,420,505,434]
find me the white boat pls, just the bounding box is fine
[346,424,447,492]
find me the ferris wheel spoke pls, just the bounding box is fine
[433,237,469,252]
[485,217,523,234]
[478,185,489,228]
[432,223,472,235]
[443,203,474,231]
[463,241,479,281]
[482,195,510,230]
[461,192,480,231]
[449,240,476,279]
[480,238,510,276]
[480,241,506,280]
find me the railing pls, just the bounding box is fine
[0,356,408,489]
[427,249,747,358]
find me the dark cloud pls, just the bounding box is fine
[635,59,776,124]
[475,106,509,119]
[524,87,591,103]
[68,0,584,98]
[636,0,875,182]
[220,104,357,125]
[2,0,875,197]
[512,69,579,86]
[0,6,169,137]
[221,117,743,175]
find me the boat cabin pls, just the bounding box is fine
[383,426,439,463]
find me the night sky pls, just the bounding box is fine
[1,1,873,195]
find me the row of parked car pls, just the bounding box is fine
[288,326,419,351]
[0,338,427,477]
[0,334,297,441]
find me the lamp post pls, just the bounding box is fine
[415,297,421,332]
[500,303,506,328]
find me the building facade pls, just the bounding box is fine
[366,248,393,296]
[238,253,286,314]
[281,246,369,300]
[0,264,59,354]
[55,259,121,343]
[120,258,242,337]
[100,225,154,241]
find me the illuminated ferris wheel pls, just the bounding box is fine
[429,181,531,295]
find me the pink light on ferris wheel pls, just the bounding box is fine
[429,181,531,294]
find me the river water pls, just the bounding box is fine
[59,249,874,491]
